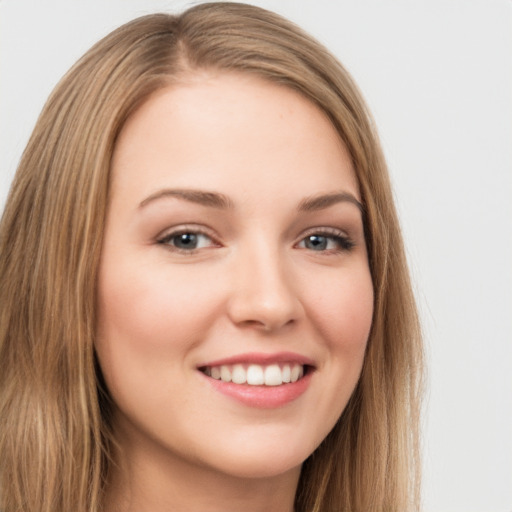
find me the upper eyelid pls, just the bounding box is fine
[154,224,355,247]
[156,224,218,241]
[297,226,351,240]
[156,227,220,255]
[295,227,356,250]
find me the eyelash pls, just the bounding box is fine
[296,228,355,253]
[157,226,218,254]
[156,227,355,254]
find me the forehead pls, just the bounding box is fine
[111,72,359,204]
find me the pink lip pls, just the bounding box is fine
[201,371,313,409]
[197,351,315,368]
[197,351,315,409]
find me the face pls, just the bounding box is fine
[96,73,373,483]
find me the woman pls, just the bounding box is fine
[0,3,423,511]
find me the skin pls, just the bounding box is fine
[96,72,374,512]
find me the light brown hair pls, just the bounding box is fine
[0,3,423,511]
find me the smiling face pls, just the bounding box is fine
[96,72,374,491]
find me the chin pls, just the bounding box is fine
[203,451,304,481]
[187,426,320,481]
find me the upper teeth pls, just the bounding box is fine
[204,363,304,386]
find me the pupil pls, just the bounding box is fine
[175,233,197,249]
[306,235,327,250]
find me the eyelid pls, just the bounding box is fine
[156,224,221,252]
[296,226,350,240]
[295,226,356,251]
[154,224,355,254]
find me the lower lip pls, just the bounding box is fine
[201,371,313,409]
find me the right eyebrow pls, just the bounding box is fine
[138,188,234,209]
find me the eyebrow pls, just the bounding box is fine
[297,192,364,213]
[138,188,363,213]
[139,189,234,209]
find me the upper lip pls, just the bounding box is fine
[197,351,316,368]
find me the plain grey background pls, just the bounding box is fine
[1,1,511,510]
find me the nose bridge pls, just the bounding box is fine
[227,233,301,330]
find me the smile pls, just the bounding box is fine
[200,363,306,386]
[197,353,315,407]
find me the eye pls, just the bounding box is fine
[157,230,216,252]
[297,231,355,252]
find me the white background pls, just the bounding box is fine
[1,1,511,510]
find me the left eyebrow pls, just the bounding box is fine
[297,192,364,213]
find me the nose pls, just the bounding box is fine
[226,243,303,332]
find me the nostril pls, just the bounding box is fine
[243,317,295,329]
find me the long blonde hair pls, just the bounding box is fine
[0,3,423,511]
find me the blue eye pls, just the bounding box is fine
[158,231,214,251]
[304,235,330,251]
[298,232,354,252]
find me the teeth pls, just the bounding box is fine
[231,364,246,384]
[220,365,232,382]
[282,364,291,383]
[264,364,282,386]
[205,363,305,386]
[290,364,303,383]
[247,364,264,385]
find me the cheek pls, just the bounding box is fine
[94,262,222,425]
[96,262,217,353]
[308,265,374,352]
[94,262,220,403]
[295,263,373,444]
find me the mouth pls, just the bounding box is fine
[197,353,315,408]
[199,362,312,386]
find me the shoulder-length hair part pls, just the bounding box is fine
[0,3,423,512]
